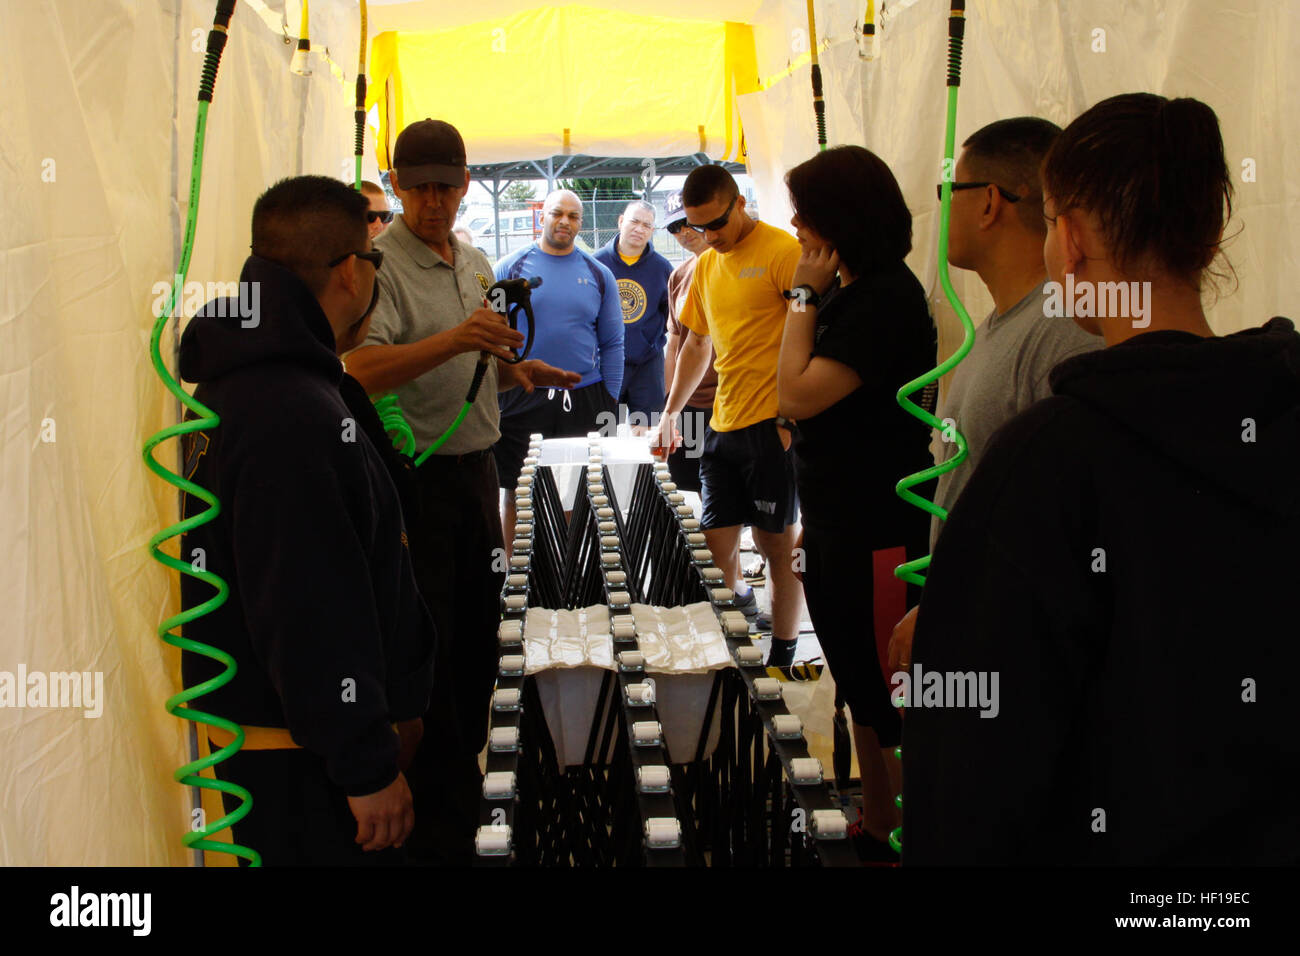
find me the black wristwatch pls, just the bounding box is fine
[783,284,821,309]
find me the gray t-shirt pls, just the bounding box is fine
[930,280,1102,547]
[359,216,500,455]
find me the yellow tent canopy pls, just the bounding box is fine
[367,5,758,168]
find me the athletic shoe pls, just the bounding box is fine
[847,813,900,864]
[733,588,759,619]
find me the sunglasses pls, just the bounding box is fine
[367,210,394,224]
[682,195,738,234]
[328,248,384,270]
[936,181,1022,203]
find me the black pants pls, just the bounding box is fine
[404,450,505,865]
[219,747,407,866]
[801,522,926,748]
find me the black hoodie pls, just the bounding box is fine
[904,317,1300,864]
[178,256,435,798]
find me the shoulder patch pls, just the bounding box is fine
[475,272,491,292]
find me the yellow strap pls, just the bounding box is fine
[207,722,402,751]
[208,723,299,751]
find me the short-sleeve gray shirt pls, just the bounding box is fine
[930,280,1103,547]
[358,215,500,455]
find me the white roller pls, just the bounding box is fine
[632,721,662,747]
[523,457,539,466]
[600,552,621,565]
[675,505,693,517]
[596,507,615,519]
[513,523,532,537]
[483,771,516,800]
[518,474,533,486]
[489,726,520,751]
[499,654,525,676]
[511,538,531,552]
[691,549,713,562]
[493,688,521,711]
[498,621,523,645]
[626,682,655,705]
[598,521,617,533]
[618,650,645,671]
[636,765,670,793]
[789,757,824,785]
[593,495,609,506]
[612,618,637,639]
[529,433,544,442]
[753,677,782,700]
[608,590,632,606]
[710,588,734,603]
[661,482,677,493]
[600,535,620,548]
[503,594,527,611]
[734,645,763,666]
[702,567,724,581]
[667,493,685,504]
[687,532,707,546]
[509,555,528,569]
[605,570,627,585]
[517,510,534,521]
[772,714,802,738]
[811,809,849,840]
[682,519,701,531]
[520,465,536,476]
[506,573,528,588]
[645,817,681,849]
[475,825,511,856]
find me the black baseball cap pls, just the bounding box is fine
[392,119,466,189]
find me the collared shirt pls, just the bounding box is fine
[360,215,500,455]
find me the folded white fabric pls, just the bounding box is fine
[521,602,729,675]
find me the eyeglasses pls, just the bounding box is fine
[666,219,689,235]
[328,248,384,270]
[936,182,1022,203]
[683,195,738,234]
[367,210,394,224]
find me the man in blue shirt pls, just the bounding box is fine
[493,189,624,534]
[593,200,673,433]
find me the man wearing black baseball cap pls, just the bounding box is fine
[347,119,578,864]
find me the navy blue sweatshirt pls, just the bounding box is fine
[178,256,436,797]
[593,236,673,365]
[904,317,1300,864]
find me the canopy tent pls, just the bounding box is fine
[3,0,1298,865]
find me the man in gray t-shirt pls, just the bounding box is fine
[890,117,1102,670]
[930,279,1099,548]
[345,119,577,864]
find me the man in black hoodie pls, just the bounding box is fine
[178,175,435,865]
[903,94,1300,865]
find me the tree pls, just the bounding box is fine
[501,181,538,206]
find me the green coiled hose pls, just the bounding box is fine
[142,0,261,867]
[889,0,977,856]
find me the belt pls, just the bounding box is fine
[421,447,492,465]
[207,722,399,751]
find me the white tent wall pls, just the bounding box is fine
[738,0,1299,375]
[0,0,358,865]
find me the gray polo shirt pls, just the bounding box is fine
[360,215,500,455]
[930,280,1102,548]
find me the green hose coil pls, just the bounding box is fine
[142,1,261,866]
[889,0,975,856]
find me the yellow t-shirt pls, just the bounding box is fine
[619,251,639,266]
[678,220,801,431]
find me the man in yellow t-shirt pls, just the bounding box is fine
[652,165,805,667]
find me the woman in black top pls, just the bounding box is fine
[777,146,937,857]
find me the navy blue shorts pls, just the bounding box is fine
[619,353,666,418]
[699,418,798,533]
